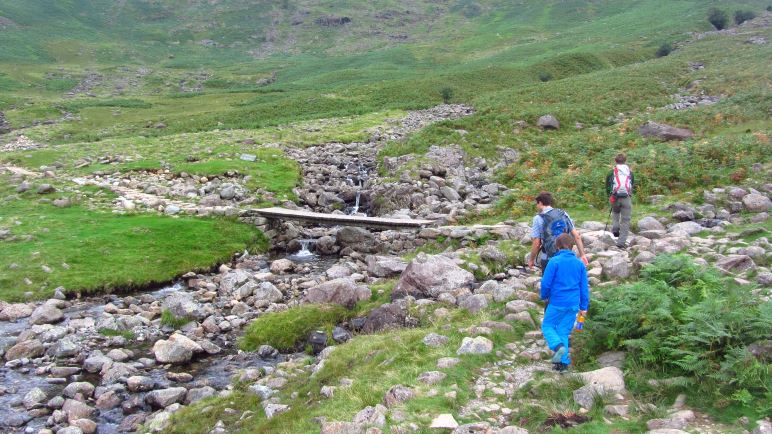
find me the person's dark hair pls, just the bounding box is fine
[615,153,627,164]
[555,233,575,251]
[535,191,553,206]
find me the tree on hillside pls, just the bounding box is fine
[734,10,756,25]
[708,8,729,30]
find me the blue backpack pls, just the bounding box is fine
[541,208,571,258]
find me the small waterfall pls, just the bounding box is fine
[296,239,315,258]
[345,161,367,215]
[349,191,361,214]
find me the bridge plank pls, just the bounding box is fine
[252,207,434,229]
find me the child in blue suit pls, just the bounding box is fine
[540,233,590,372]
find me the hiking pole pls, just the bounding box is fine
[603,205,612,234]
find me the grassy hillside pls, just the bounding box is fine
[1,0,770,299]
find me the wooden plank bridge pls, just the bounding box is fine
[247,207,434,230]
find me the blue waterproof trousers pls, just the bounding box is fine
[541,304,578,365]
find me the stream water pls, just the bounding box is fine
[0,252,325,433]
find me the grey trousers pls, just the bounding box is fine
[612,196,632,246]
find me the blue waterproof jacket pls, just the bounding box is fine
[540,250,590,311]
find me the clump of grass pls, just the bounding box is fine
[655,42,673,58]
[708,8,729,30]
[98,328,135,340]
[161,309,192,329]
[240,304,354,352]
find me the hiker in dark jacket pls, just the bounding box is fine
[540,233,589,372]
[605,153,635,248]
[528,192,588,271]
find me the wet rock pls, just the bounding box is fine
[29,303,64,325]
[0,302,34,321]
[304,278,371,308]
[71,418,97,434]
[23,387,47,409]
[185,386,216,404]
[83,351,111,373]
[63,382,95,399]
[253,281,283,303]
[152,333,203,364]
[316,235,339,255]
[392,253,474,300]
[95,390,121,409]
[166,371,194,383]
[337,227,374,246]
[5,338,44,360]
[100,360,139,384]
[219,269,252,293]
[637,121,694,141]
[118,413,147,431]
[4,412,32,427]
[383,384,415,408]
[127,375,156,392]
[162,292,204,320]
[456,336,493,355]
[53,337,79,358]
[269,259,294,274]
[257,344,279,359]
[62,399,96,422]
[145,387,187,408]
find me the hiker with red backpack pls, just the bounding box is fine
[605,154,635,248]
[527,191,589,271]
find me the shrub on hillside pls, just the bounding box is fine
[708,8,729,30]
[440,86,454,104]
[579,255,771,409]
[655,42,673,58]
[538,71,552,82]
[734,10,756,25]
